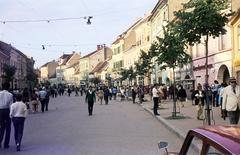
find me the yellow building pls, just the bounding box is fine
[111,35,125,85]
[40,60,58,82]
[132,13,152,85]
[149,0,190,85]
[56,52,81,85]
[231,0,240,81]
[79,45,112,85]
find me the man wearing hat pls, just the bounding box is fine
[222,77,240,124]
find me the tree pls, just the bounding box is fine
[174,0,231,124]
[134,50,153,85]
[89,77,101,86]
[150,25,192,117]
[119,66,136,86]
[128,66,136,85]
[119,68,129,81]
[2,64,16,85]
[27,70,38,88]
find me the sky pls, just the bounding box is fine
[0,0,157,68]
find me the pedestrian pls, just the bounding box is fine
[222,77,240,124]
[45,87,50,111]
[131,86,137,104]
[152,84,160,116]
[38,87,47,113]
[177,85,187,108]
[108,87,112,100]
[112,87,117,100]
[10,93,28,151]
[211,80,220,107]
[75,87,79,96]
[67,87,71,96]
[193,84,205,120]
[22,88,30,110]
[85,86,96,116]
[218,83,227,118]
[31,89,39,113]
[0,82,13,149]
[80,87,83,96]
[138,85,144,104]
[120,87,125,101]
[104,86,110,104]
[97,87,104,104]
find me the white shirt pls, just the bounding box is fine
[0,90,13,109]
[10,101,28,118]
[39,90,47,99]
[152,87,159,98]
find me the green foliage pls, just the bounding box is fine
[134,50,153,77]
[2,64,16,83]
[119,66,136,81]
[119,68,129,81]
[174,0,231,45]
[89,77,101,85]
[152,26,192,70]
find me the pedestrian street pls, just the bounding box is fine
[0,95,193,155]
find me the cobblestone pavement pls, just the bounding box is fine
[0,95,196,155]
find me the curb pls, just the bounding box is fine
[138,102,200,153]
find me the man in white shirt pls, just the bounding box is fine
[38,87,47,112]
[0,82,13,149]
[222,77,240,124]
[152,84,160,116]
[10,93,27,151]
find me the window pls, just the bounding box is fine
[196,44,200,57]
[219,34,227,51]
[113,60,124,69]
[163,12,166,20]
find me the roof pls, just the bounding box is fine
[60,54,71,59]
[61,54,74,65]
[90,61,108,74]
[0,41,11,56]
[41,62,49,68]
[112,18,142,45]
[192,126,240,154]
[81,50,97,59]
[148,0,167,21]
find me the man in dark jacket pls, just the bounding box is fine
[103,87,110,105]
[85,86,96,116]
[177,85,187,107]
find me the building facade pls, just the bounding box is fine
[0,41,11,88]
[40,60,58,82]
[231,0,240,82]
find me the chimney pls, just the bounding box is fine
[103,44,107,60]
[97,45,102,51]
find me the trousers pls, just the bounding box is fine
[12,117,25,146]
[0,109,11,147]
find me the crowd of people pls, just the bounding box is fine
[0,83,85,152]
[1,77,240,152]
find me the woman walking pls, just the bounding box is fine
[97,87,104,104]
[31,89,39,113]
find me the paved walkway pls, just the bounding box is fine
[1,95,196,155]
[140,96,229,141]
